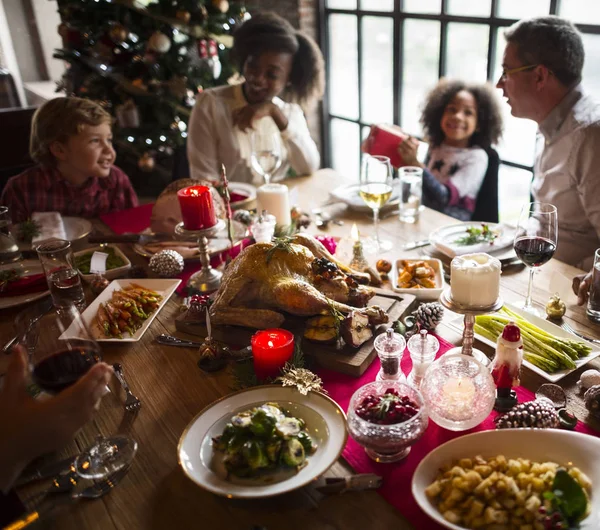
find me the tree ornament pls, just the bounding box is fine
[197,39,221,79]
[414,302,444,330]
[176,10,191,24]
[211,0,229,13]
[276,364,327,396]
[546,293,566,319]
[584,385,600,418]
[494,400,560,429]
[115,100,140,128]
[109,23,128,44]
[138,152,155,172]
[148,31,171,53]
[149,249,184,277]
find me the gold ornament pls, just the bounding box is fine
[546,293,566,319]
[176,9,191,23]
[109,23,128,44]
[138,152,155,172]
[211,0,229,14]
[276,364,327,396]
[148,31,171,53]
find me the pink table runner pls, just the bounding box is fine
[317,335,598,529]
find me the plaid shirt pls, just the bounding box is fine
[1,165,139,223]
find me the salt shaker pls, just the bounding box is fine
[407,330,439,388]
[250,210,276,244]
[374,328,406,382]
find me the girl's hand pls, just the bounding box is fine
[398,136,421,167]
[573,270,593,305]
[232,102,288,132]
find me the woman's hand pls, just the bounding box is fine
[398,136,421,167]
[232,102,288,132]
[573,270,593,305]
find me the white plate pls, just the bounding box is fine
[329,184,403,213]
[229,182,257,210]
[412,429,600,530]
[132,220,249,261]
[391,257,445,301]
[0,260,50,310]
[448,303,600,382]
[15,217,93,251]
[178,385,348,499]
[61,278,180,342]
[429,222,515,258]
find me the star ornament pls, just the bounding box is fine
[276,365,328,395]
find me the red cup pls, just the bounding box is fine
[177,185,217,230]
[251,328,295,381]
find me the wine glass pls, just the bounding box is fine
[26,305,138,479]
[359,154,393,252]
[513,202,558,315]
[251,129,282,185]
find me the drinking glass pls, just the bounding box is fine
[0,206,21,264]
[26,305,138,479]
[513,202,558,315]
[36,239,86,312]
[251,129,282,185]
[359,155,393,252]
[586,248,600,323]
[398,167,423,224]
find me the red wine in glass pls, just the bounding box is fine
[513,236,556,268]
[33,347,100,393]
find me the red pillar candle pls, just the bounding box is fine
[177,185,217,230]
[251,328,295,381]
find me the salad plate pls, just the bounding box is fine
[178,385,347,498]
[429,222,515,258]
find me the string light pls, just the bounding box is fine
[146,138,152,145]
[127,136,135,142]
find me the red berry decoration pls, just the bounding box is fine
[355,389,420,425]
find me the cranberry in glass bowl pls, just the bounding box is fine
[347,381,428,463]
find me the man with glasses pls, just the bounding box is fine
[497,16,600,270]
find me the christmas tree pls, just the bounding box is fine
[54,0,248,194]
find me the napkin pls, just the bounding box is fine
[31,212,67,244]
[0,273,47,297]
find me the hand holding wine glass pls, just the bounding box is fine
[513,202,558,315]
[251,129,282,185]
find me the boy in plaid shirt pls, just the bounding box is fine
[1,97,138,223]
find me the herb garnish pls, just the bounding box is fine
[542,468,589,527]
[265,236,295,264]
[454,223,498,246]
[0,269,22,292]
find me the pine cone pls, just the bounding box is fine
[414,302,444,330]
[495,400,560,429]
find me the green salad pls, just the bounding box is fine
[212,403,317,479]
[74,247,126,274]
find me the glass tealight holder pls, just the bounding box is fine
[407,330,439,389]
[375,328,406,383]
[420,354,495,431]
[250,210,276,244]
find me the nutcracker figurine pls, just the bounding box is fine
[491,321,523,412]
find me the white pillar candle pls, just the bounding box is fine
[256,183,292,228]
[450,253,501,307]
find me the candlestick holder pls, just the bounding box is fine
[439,287,503,367]
[175,219,226,294]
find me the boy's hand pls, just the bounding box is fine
[232,102,288,132]
[573,270,593,305]
[398,136,421,167]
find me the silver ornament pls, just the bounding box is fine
[149,249,184,277]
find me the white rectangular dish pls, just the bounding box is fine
[61,279,180,342]
[447,303,600,382]
[74,245,132,282]
[391,257,445,301]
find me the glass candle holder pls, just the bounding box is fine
[375,328,406,382]
[420,354,495,431]
[407,330,439,388]
[251,328,294,381]
[250,211,276,244]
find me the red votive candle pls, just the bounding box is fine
[177,185,217,230]
[251,328,295,381]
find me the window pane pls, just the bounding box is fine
[446,23,489,83]
[582,34,600,96]
[493,28,505,82]
[497,0,550,19]
[361,0,393,11]
[326,0,357,9]
[559,1,600,24]
[361,16,393,124]
[328,14,359,120]
[401,20,441,135]
[331,119,360,181]
[403,0,441,14]
[498,165,532,225]
[447,0,491,17]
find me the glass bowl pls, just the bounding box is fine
[347,380,428,463]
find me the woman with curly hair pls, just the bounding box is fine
[187,12,325,184]
[398,79,503,221]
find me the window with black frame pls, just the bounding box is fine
[319,0,600,223]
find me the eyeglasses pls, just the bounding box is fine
[499,64,539,81]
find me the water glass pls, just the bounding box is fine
[251,129,282,185]
[587,248,600,323]
[398,167,423,224]
[0,206,21,264]
[36,239,86,312]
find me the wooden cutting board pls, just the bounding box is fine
[175,288,417,378]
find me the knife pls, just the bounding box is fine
[402,239,430,251]
[16,455,75,486]
[88,233,175,244]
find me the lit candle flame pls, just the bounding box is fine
[351,223,360,242]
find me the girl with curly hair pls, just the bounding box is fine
[187,12,325,184]
[398,79,503,221]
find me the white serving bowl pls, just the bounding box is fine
[391,257,445,301]
[74,245,131,282]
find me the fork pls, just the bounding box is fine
[554,319,600,345]
[113,363,142,411]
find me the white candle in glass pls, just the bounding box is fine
[256,183,292,228]
[441,376,476,421]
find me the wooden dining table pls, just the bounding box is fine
[2,168,600,530]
